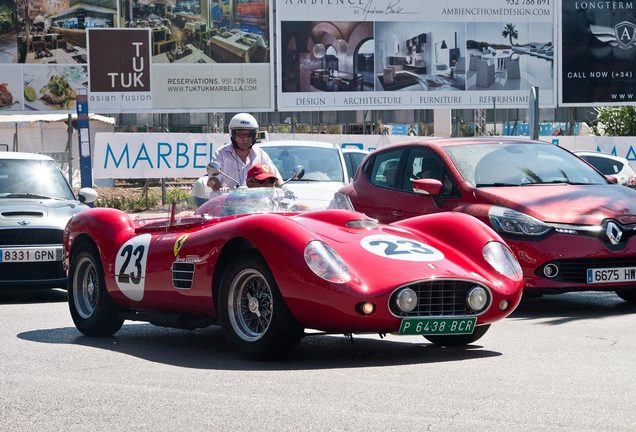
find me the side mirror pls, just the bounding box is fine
[292,164,305,180]
[78,187,98,203]
[606,175,618,184]
[412,179,443,208]
[412,178,443,196]
[206,161,222,176]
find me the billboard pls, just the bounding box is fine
[276,0,557,111]
[0,0,274,113]
[560,0,636,106]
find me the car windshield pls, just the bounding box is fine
[192,186,355,219]
[261,145,344,182]
[444,143,608,187]
[0,159,75,199]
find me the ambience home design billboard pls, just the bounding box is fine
[560,1,636,106]
[276,0,556,110]
[0,0,274,114]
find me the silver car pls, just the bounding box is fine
[0,152,96,289]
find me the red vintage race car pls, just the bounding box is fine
[64,188,523,360]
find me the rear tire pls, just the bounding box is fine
[219,251,303,360]
[68,243,124,336]
[615,289,636,303]
[424,324,490,346]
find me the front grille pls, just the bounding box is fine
[538,257,636,283]
[0,261,65,281]
[389,279,488,317]
[0,229,63,246]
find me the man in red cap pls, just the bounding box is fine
[246,163,279,188]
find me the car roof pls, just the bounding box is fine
[0,151,55,161]
[376,136,545,151]
[574,151,629,162]
[257,140,339,149]
[341,148,369,154]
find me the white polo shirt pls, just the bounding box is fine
[211,143,282,188]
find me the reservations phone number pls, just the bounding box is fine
[505,0,550,4]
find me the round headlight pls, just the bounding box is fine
[467,286,488,311]
[396,288,418,313]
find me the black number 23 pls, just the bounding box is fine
[369,239,433,255]
[117,244,145,284]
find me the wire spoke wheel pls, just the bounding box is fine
[73,256,100,319]
[219,251,303,360]
[68,244,124,337]
[229,269,273,341]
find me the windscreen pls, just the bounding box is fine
[0,159,75,199]
[261,145,344,182]
[444,143,608,187]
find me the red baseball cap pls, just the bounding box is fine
[247,163,277,181]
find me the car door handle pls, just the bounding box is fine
[391,209,403,217]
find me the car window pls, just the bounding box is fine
[367,149,403,189]
[0,159,75,199]
[261,145,344,182]
[444,143,608,187]
[401,148,455,195]
[345,152,367,179]
[580,155,623,175]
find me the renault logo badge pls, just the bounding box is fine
[606,221,623,245]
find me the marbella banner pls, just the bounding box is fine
[560,0,636,106]
[0,0,274,114]
[276,0,557,110]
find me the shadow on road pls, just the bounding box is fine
[17,323,501,371]
[510,291,636,324]
[0,288,67,304]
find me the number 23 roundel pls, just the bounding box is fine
[115,234,151,301]
[360,234,444,262]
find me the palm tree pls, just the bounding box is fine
[502,23,519,46]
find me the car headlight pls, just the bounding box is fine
[304,240,351,283]
[466,286,489,312]
[483,241,523,281]
[488,205,552,236]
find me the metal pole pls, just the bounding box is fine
[13,122,18,152]
[529,86,539,140]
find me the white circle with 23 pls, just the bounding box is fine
[114,234,151,301]
[360,234,444,262]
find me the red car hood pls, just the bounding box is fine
[474,184,636,225]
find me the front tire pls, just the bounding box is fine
[219,251,303,360]
[615,289,636,303]
[424,324,491,346]
[68,243,124,336]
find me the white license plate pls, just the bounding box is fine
[587,267,636,284]
[0,247,61,263]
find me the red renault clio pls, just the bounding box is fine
[338,137,636,302]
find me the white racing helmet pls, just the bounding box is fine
[229,113,259,146]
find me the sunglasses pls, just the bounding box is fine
[248,177,276,184]
[234,131,254,138]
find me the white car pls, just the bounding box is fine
[0,152,97,289]
[258,140,351,209]
[574,151,636,187]
[342,148,370,181]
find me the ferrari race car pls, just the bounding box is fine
[64,187,523,360]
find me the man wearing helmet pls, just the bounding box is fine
[208,113,282,192]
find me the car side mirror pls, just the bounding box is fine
[206,161,222,176]
[412,178,443,195]
[78,187,98,203]
[606,175,618,184]
[412,178,443,208]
